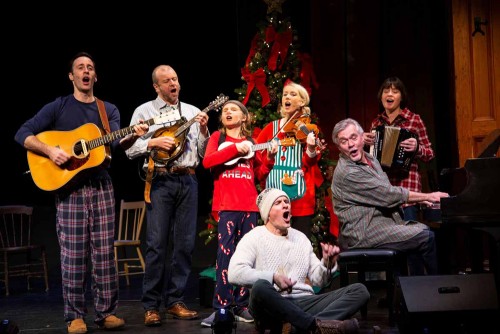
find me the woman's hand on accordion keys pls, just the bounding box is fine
[400,137,418,152]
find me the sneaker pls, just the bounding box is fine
[67,319,87,334]
[234,308,254,323]
[201,311,216,328]
[96,315,125,330]
[315,318,359,334]
[144,310,161,327]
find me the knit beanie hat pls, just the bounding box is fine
[256,188,290,223]
[223,100,248,115]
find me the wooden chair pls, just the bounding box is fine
[114,200,146,286]
[337,248,408,324]
[0,205,49,296]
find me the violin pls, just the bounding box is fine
[282,112,326,150]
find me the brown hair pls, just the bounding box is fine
[69,52,95,73]
[377,76,408,109]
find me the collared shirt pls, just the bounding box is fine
[370,108,434,206]
[125,96,209,168]
[331,152,428,248]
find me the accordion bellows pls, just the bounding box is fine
[369,125,418,172]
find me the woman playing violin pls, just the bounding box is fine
[256,81,323,239]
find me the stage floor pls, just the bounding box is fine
[0,269,398,334]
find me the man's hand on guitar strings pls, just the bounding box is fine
[49,146,71,166]
[151,136,176,151]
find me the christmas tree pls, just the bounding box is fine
[199,0,338,252]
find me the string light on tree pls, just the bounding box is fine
[199,0,337,252]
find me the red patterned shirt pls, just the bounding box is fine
[370,108,434,207]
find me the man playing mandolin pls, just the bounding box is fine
[14,52,148,334]
[125,65,211,327]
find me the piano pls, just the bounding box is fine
[440,129,500,295]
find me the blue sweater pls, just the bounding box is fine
[15,94,122,181]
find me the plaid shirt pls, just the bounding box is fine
[370,108,434,207]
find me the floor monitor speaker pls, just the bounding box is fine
[395,273,499,334]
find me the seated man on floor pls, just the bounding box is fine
[228,188,369,334]
[330,118,449,275]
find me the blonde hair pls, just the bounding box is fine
[279,82,311,118]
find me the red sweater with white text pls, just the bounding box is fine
[203,131,274,212]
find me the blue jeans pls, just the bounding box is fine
[402,205,429,275]
[142,173,198,310]
[403,205,419,221]
[381,229,438,275]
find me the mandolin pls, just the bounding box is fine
[150,94,228,164]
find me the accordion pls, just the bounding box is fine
[369,125,418,173]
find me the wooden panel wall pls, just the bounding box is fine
[451,0,500,164]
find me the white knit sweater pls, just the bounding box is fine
[228,225,337,298]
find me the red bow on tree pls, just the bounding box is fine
[241,67,271,107]
[245,33,260,66]
[265,25,293,71]
[298,52,319,96]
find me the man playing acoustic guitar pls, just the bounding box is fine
[14,52,148,334]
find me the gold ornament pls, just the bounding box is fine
[263,0,287,14]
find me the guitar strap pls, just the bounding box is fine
[144,102,182,204]
[95,98,111,134]
[144,156,155,204]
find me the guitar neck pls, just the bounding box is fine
[251,142,271,152]
[86,117,158,150]
[174,113,199,137]
[174,105,211,137]
[173,95,228,137]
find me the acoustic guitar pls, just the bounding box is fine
[27,112,178,192]
[150,94,228,164]
[219,137,296,166]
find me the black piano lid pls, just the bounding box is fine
[441,157,500,224]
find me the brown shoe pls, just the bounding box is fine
[96,315,125,329]
[282,322,292,334]
[166,302,198,320]
[315,318,359,334]
[144,310,161,327]
[67,318,87,334]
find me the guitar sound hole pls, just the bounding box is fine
[73,141,89,158]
